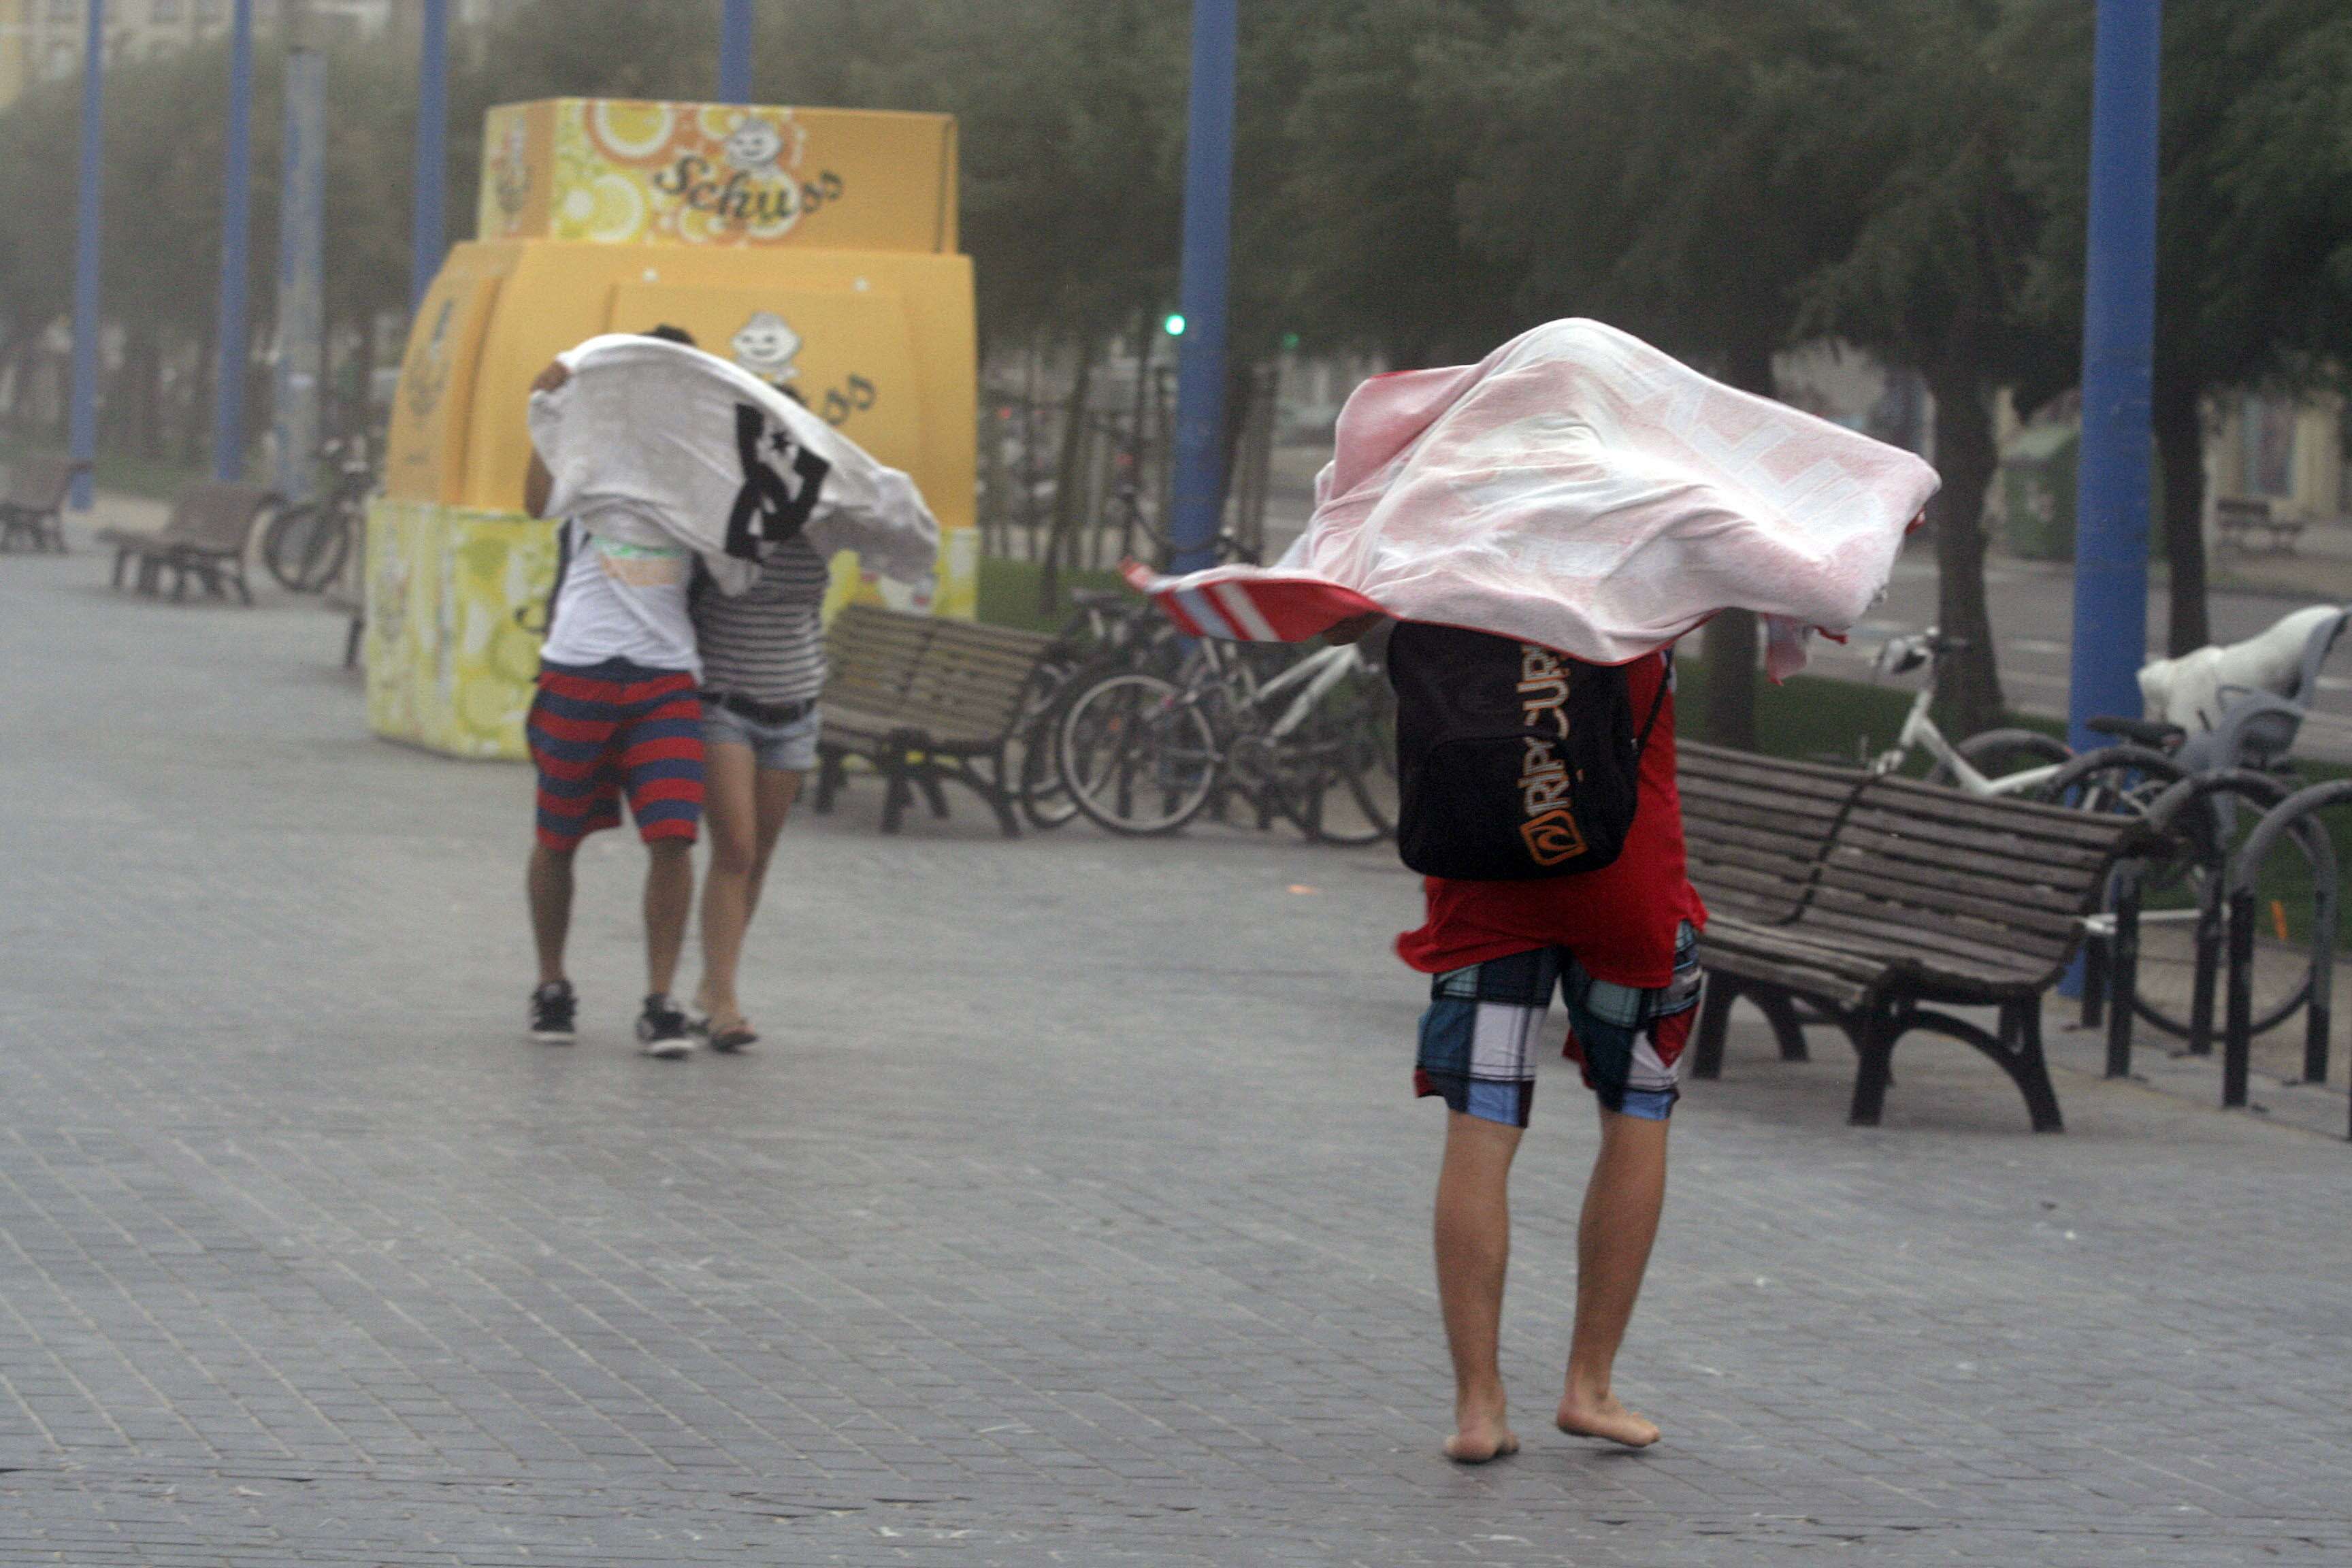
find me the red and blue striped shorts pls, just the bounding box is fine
[527,659,705,850]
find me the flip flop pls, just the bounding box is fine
[708,1023,759,1053]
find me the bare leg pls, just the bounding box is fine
[1557,1107,1669,1448]
[1433,1110,1524,1463]
[695,742,801,1032]
[526,843,576,987]
[642,838,695,998]
[695,741,757,1017]
[740,768,803,923]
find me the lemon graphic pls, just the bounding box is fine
[490,621,542,683]
[581,174,647,243]
[592,101,673,159]
[457,671,524,749]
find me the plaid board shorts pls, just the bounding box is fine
[527,660,705,850]
[1415,922,1702,1127]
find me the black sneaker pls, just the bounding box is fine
[529,980,576,1045]
[636,994,693,1059]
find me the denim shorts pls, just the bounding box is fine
[1414,921,1703,1127]
[700,697,821,773]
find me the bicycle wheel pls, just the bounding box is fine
[1013,662,1082,831]
[1270,667,1397,845]
[290,503,354,593]
[1056,672,1219,836]
[1928,727,2071,787]
[261,503,325,591]
[2128,783,2327,1042]
[2031,746,2183,817]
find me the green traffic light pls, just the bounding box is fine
[1163,313,1186,337]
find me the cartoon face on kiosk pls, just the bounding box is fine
[369,99,975,760]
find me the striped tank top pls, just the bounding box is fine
[691,539,831,704]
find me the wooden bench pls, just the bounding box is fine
[0,454,87,553]
[95,482,274,603]
[1682,749,2158,1132]
[811,604,1057,836]
[1678,743,1872,1064]
[2215,496,2305,555]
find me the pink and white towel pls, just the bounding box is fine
[1128,319,1939,679]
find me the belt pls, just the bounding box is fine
[704,691,815,727]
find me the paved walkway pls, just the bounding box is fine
[1,544,2349,1565]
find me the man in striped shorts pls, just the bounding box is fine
[520,346,704,1058]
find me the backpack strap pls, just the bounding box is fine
[539,519,574,637]
[1631,651,1671,757]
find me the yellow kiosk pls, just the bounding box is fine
[367,99,976,759]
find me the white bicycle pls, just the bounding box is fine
[1869,631,2184,808]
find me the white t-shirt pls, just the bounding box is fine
[538,518,700,677]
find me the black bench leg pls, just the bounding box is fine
[983,751,1022,838]
[111,549,129,589]
[1752,989,1812,1062]
[1691,976,1737,1079]
[813,748,843,814]
[2005,1000,2065,1134]
[342,613,363,668]
[880,751,913,834]
[918,769,951,820]
[1846,1004,1897,1127]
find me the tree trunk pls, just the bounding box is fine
[1926,363,2004,738]
[1039,340,1096,613]
[2153,368,2209,656]
[130,329,164,461]
[184,328,216,466]
[1697,340,1778,749]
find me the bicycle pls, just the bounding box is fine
[261,436,374,594]
[1869,632,2183,810]
[1874,627,2335,1045]
[1053,630,1396,844]
[1009,586,1183,832]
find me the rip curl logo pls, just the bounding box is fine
[1516,644,1585,863]
[1521,806,1589,866]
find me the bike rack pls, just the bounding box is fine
[2097,770,2298,1083]
[2227,780,2352,1137]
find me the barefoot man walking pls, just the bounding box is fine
[1394,639,1702,1461]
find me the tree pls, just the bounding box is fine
[2015,0,2352,657]
[1437,0,1880,745]
[1791,0,2068,737]
[1281,0,1520,367]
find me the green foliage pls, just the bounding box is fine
[974,555,1128,634]
[3,0,2347,589]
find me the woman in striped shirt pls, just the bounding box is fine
[687,536,833,1051]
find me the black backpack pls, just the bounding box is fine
[1386,622,1667,881]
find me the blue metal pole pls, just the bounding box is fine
[65,0,105,511]
[2066,0,2163,749]
[410,0,449,312]
[210,0,255,484]
[1166,0,1237,575]
[719,0,754,104]
[273,48,327,504]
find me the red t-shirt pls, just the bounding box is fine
[1394,649,1705,988]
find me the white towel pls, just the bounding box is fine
[1132,319,1939,676]
[528,333,939,595]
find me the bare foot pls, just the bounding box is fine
[1556,1392,1660,1448]
[1444,1399,1520,1465]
